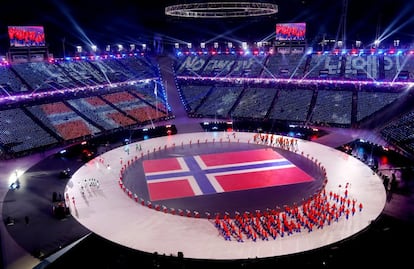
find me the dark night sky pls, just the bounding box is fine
[1,0,413,56]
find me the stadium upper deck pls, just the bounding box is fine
[0,51,413,159]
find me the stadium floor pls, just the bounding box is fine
[1,129,414,268]
[60,131,386,260]
[2,131,385,260]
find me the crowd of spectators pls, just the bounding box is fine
[174,52,414,155]
[0,54,169,158]
[1,51,414,157]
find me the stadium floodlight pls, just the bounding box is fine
[394,40,400,47]
[76,46,82,53]
[165,2,278,18]
[91,44,97,52]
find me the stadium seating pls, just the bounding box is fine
[1,51,414,158]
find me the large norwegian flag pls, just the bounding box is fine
[143,148,314,201]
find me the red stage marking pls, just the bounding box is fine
[147,179,195,201]
[215,166,314,192]
[200,149,282,166]
[143,158,182,173]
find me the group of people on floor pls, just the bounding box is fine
[213,186,363,242]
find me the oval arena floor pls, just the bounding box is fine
[61,131,385,260]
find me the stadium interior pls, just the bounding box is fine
[1,1,414,269]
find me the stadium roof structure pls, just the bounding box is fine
[165,1,278,18]
[0,1,412,67]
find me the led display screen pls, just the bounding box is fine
[276,23,306,41]
[8,26,46,47]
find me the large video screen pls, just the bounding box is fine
[8,26,46,47]
[276,23,306,41]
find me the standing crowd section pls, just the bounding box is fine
[0,51,414,159]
